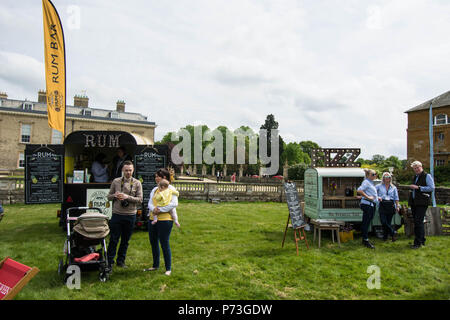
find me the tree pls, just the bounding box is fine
[371,154,386,165]
[283,142,310,166]
[260,114,284,175]
[299,141,320,158]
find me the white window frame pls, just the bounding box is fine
[434,114,448,125]
[22,102,33,111]
[18,153,25,168]
[109,111,119,119]
[20,123,32,143]
[51,129,63,144]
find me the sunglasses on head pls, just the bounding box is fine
[371,173,377,176]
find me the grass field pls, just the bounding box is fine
[0,201,449,300]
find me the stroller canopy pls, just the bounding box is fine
[73,212,110,239]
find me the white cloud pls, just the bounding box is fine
[1,0,450,161]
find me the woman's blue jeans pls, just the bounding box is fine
[148,220,173,271]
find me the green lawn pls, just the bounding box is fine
[0,201,449,300]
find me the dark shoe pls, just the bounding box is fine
[391,233,397,242]
[411,244,421,249]
[362,240,375,249]
[117,262,128,268]
[143,267,158,272]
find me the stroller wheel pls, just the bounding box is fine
[99,271,109,282]
[58,259,68,284]
[58,259,64,275]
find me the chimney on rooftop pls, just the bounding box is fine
[38,90,47,103]
[0,92,7,99]
[116,100,125,112]
[74,94,89,108]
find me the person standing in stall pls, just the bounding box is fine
[91,153,109,183]
[111,146,132,179]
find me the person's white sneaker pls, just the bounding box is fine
[165,270,171,276]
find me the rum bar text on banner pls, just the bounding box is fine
[42,0,66,137]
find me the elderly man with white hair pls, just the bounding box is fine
[408,161,435,249]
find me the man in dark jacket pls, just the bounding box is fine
[408,161,435,249]
[111,146,132,179]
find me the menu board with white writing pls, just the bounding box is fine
[284,182,307,229]
[25,145,64,204]
[134,148,167,208]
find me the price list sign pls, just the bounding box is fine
[25,146,64,204]
[135,151,166,208]
[284,182,307,229]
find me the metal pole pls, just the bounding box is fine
[429,102,436,207]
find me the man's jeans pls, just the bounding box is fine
[107,213,136,265]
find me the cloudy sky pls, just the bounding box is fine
[1,0,450,160]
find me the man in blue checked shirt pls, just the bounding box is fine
[408,161,435,249]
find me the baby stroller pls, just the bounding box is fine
[58,207,111,283]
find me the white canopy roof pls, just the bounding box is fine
[308,167,365,178]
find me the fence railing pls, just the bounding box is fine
[0,177,25,190]
[0,178,303,204]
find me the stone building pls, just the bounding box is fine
[0,90,156,170]
[405,90,450,168]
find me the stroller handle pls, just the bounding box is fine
[66,206,103,217]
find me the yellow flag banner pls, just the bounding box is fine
[42,0,66,137]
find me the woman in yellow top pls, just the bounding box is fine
[151,179,180,227]
[144,169,178,275]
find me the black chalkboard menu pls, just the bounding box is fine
[25,144,64,204]
[284,182,308,229]
[134,146,168,211]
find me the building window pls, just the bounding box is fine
[82,109,92,116]
[109,111,119,119]
[18,153,25,168]
[436,159,445,166]
[51,129,63,144]
[434,114,448,125]
[20,124,31,143]
[22,102,33,111]
[436,132,444,142]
